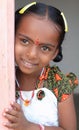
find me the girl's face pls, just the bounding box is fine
[15,14,60,75]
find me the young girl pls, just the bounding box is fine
[3,2,78,130]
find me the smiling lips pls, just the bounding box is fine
[21,59,38,69]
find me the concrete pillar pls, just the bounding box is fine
[0,0,15,129]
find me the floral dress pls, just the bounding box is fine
[16,66,78,126]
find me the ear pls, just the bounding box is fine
[51,48,59,60]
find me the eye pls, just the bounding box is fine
[41,46,50,52]
[20,38,29,45]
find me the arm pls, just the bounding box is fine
[58,93,77,130]
[3,94,76,130]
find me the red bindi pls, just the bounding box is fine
[35,38,39,45]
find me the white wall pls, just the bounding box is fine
[15,0,79,93]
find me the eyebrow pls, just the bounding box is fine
[17,33,56,48]
[18,33,34,43]
[40,43,55,48]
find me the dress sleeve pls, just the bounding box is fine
[47,66,78,102]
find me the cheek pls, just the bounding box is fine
[39,55,53,66]
[14,44,22,60]
[39,50,57,66]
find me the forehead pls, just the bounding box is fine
[17,14,60,44]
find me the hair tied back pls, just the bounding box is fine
[19,2,36,14]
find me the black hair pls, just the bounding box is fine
[15,2,66,62]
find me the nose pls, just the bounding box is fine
[26,45,38,59]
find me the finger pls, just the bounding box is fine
[10,101,21,111]
[3,111,18,123]
[4,108,18,117]
[3,121,18,129]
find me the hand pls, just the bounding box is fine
[3,101,29,130]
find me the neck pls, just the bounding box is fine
[16,68,42,91]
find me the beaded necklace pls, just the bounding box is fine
[20,89,34,106]
[16,78,35,106]
[16,67,50,106]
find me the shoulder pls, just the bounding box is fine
[46,65,78,102]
